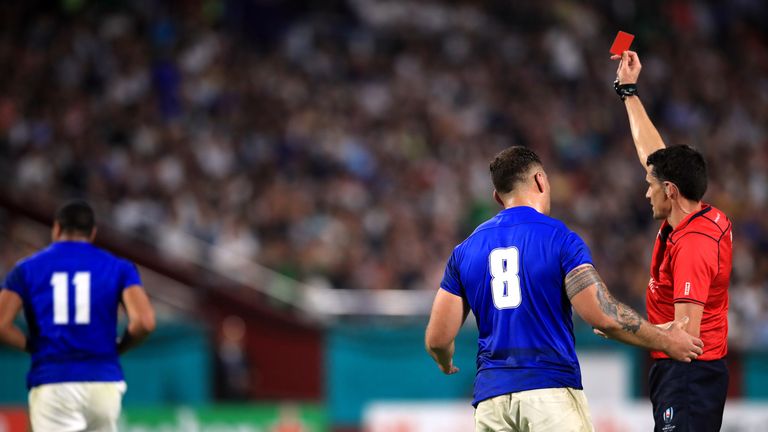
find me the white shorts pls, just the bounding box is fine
[475,387,594,432]
[29,381,126,432]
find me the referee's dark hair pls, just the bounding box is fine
[490,146,543,194]
[646,145,708,201]
[55,200,96,236]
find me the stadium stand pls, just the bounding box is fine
[1,0,768,430]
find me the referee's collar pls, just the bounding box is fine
[674,203,711,231]
[661,203,711,240]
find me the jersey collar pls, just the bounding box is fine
[660,203,711,240]
[52,240,93,247]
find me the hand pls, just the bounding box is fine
[611,50,642,85]
[439,361,460,375]
[662,316,704,362]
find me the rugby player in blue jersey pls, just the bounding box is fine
[0,200,155,432]
[426,147,703,431]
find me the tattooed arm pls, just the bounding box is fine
[566,264,703,362]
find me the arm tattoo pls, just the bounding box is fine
[596,284,643,334]
[565,265,643,334]
[564,265,601,300]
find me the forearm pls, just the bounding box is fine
[0,325,28,352]
[426,340,455,370]
[117,322,152,354]
[675,302,703,337]
[624,96,666,165]
[425,289,466,374]
[590,283,660,349]
[597,307,668,352]
[569,265,700,361]
[567,266,669,352]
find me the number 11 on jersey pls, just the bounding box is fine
[51,272,91,325]
[489,247,522,309]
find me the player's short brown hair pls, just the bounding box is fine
[490,146,543,194]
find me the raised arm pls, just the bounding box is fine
[613,50,666,168]
[117,285,156,354]
[425,288,470,374]
[566,264,702,361]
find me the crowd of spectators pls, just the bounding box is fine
[1,0,768,346]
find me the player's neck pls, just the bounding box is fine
[502,195,546,214]
[667,199,703,228]
[55,236,91,242]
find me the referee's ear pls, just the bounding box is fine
[663,181,678,200]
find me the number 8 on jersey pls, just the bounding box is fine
[489,247,522,309]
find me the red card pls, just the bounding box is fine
[609,31,634,56]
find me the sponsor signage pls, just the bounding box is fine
[121,405,326,432]
[1,404,327,432]
[365,401,768,432]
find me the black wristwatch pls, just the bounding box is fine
[614,78,638,101]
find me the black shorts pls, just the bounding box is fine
[649,358,729,432]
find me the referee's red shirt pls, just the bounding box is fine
[646,204,732,360]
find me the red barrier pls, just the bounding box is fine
[0,408,28,432]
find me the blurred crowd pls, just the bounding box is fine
[1,0,768,346]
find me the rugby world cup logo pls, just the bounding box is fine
[663,407,674,424]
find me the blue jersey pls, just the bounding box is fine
[440,206,592,406]
[2,241,141,388]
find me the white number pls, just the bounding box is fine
[51,273,69,324]
[51,272,91,325]
[73,272,91,324]
[489,247,522,309]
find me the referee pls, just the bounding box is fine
[613,50,732,432]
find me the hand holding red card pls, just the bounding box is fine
[610,31,634,56]
[610,31,641,84]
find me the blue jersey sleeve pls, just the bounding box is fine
[560,230,593,275]
[120,260,142,290]
[440,248,463,297]
[2,264,27,299]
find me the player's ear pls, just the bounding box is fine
[89,228,98,242]
[51,222,61,241]
[534,172,545,194]
[493,190,504,207]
